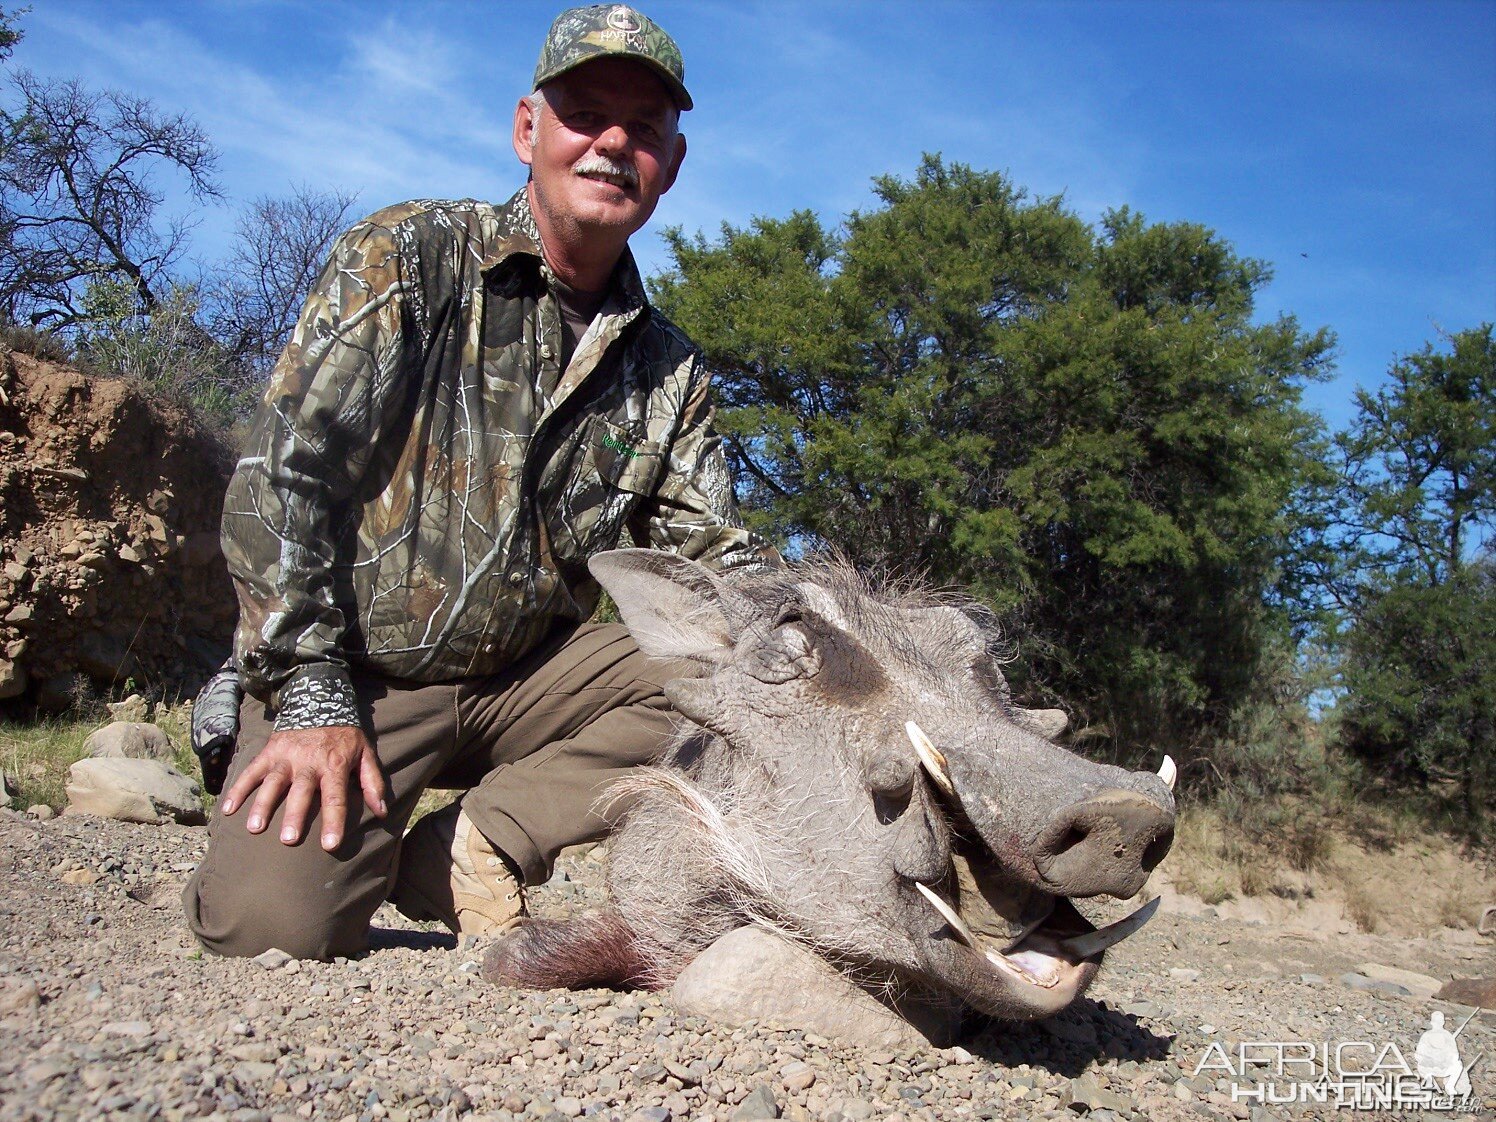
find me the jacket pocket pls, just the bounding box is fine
[544,416,665,561]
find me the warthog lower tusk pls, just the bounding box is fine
[1056,896,1161,959]
[906,721,955,797]
[915,882,976,948]
[1158,755,1177,792]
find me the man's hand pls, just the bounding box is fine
[220,726,388,851]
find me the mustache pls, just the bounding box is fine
[572,155,639,188]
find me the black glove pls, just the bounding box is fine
[191,663,243,795]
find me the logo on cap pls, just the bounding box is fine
[606,6,642,33]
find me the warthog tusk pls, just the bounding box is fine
[1056,896,1161,959]
[915,882,976,948]
[1158,755,1177,792]
[906,721,955,797]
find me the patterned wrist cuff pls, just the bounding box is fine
[274,668,360,731]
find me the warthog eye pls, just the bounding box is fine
[745,619,821,683]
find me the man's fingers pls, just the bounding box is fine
[279,773,319,846]
[245,770,290,834]
[220,756,272,817]
[319,770,349,852]
[358,749,388,818]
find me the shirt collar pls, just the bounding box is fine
[482,188,649,319]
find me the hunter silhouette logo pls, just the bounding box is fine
[1416,1011,1475,1098]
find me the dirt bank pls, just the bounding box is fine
[0,349,235,712]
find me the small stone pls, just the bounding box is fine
[60,868,102,886]
[1062,1074,1131,1113]
[780,1061,815,1092]
[253,948,294,970]
[22,1059,66,1085]
[732,1085,780,1121]
[626,1109,670,1122]
[101,1020,152,1038]
[26,804,53,820]
[553,1098,583,1118]
[1168,968,1201,982]
[0,978,41,1013]
[233,1061,278,1083]
[1300,973,1325,985]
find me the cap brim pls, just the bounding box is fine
[536,54,692,112]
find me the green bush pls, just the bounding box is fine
[1338,563,1494,836]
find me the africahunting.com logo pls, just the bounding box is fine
[1194,1011,1483,1111]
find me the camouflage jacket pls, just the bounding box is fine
[222,189,775,730]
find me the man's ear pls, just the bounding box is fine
[513,96,537,166]
[662,131,686,194]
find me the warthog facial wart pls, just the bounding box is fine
[484,549,1176,1030]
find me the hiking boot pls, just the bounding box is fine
[390,801,525,937]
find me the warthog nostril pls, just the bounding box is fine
[1034,790,1175,899]
[1141,828,1174,872]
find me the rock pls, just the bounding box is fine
[731,1085,780,1120]
[780,1061,815,1092]
[0,657,25,700]
[84,721,175,762]
[100,1020,152,1037]
[1062,1075,1132,1113]
[0,977,41,1013]
[1353,962,1443,999]
[1437,976,1496,1009]
[65,757,205,826]
[1169,968,1201,982]
[106,694,151,723]
[26,804,54,820]
[253,948,294,970]
[60,868,102,886]
[3,604,32,625]
[669,926,960,1050]
[1340,972,1409,997]
[0,768,17,805]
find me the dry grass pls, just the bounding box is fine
[1165,789,1495,935]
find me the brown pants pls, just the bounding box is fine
[183,623,683,960]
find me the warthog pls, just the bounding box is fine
[485,549,1175,1025]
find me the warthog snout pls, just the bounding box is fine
[1034,789,1175,899]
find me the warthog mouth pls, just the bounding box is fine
[908,843,1160,1019]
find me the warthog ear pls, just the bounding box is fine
[589,549,735,662]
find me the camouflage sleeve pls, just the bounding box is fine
[633,355,782,572]
[220,219,410,729]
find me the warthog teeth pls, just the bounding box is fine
[905,721,955,797]
[1056,896,1161,959]
[1158,755,1177,792]
[914,882,976,948]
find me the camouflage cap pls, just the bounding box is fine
[534,4,692,111]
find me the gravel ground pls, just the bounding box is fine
[0,809,1492,1122]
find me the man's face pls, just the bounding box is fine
[514,57,687,253]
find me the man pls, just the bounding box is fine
[184,4,776,960]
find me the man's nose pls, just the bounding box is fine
[594,123,632,155]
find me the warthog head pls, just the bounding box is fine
[487,550,1175,1022]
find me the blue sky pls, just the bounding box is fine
[11,0,1495,427]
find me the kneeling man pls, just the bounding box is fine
[185,4,776,959]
